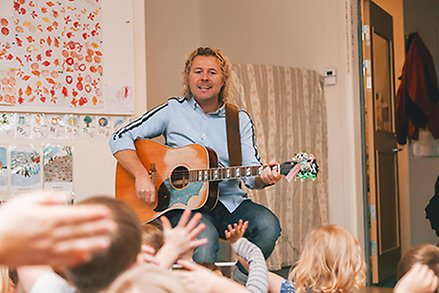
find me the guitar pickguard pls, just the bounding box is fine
[154,179,203,212]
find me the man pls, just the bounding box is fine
[109,47,282,271]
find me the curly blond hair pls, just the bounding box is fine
[288,224,366,292]
[182,47,233,104]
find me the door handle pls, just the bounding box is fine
[392,147,403,153]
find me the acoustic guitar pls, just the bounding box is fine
[115,139,319,223]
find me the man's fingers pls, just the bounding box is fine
[144,191,156,204]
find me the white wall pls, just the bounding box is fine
[145,0,366,242]
[145,0,201,109]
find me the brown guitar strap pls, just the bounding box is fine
[225,102,242,166]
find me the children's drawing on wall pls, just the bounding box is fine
[97,115,110,137]
[14,113,32,139]
[43,144,73,192]
[0,0,104,111]
[0,146,8,193]
[0,112,14,138]
[104,85,134,113]
[10,145,41,192]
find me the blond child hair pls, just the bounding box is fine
[288,224,366,292]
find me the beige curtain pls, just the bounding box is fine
[230,64,329,270]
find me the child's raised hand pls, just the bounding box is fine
[225,219,248,244]
[154,209,207,268]
[394,263,439,293]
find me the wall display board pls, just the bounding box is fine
[0,0,135,114]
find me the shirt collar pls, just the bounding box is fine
[188,97,226,116]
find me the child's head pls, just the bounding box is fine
[108,263,187,293]
[141,222,164,252]
[397,243,439,280]
[289,224,366,292]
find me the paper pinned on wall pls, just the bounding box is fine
[43,144,73,193]
[10,145,42,192]
[104,85,134,113]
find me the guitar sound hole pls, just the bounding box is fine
[170,166,190,189]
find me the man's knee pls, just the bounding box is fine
[246,210,281,257]
[192,221,220,263]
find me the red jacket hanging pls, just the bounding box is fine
[395,32,439,144]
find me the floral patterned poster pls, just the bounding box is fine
[43,144,73,192]
[0,0,104,110]
[10,144,42,192]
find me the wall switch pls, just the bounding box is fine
[323,68,337,86]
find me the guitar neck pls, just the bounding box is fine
[188,164,280,182]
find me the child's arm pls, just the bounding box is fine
[226,220,269,293]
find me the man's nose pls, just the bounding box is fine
[201,72,209,80]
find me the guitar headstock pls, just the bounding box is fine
[280,152,319,182]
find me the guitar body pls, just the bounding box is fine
[115,139,219,223]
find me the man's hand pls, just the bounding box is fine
[257,160,282,187]
[0,191,116,267]
[225,219,248,244]
[114,149,156,204]
[135,175,156,204]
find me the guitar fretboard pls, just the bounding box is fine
[188,164,280,182]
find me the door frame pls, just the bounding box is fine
[357,0,403,285]
[357,0,372,285]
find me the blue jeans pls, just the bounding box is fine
[166,199,282,264]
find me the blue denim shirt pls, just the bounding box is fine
[109,97,263,212]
